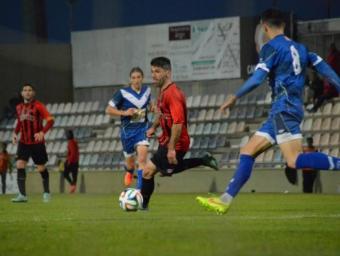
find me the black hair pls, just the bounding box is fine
[22,82,35,91]
[66,130,74,140]
[260,8,285,28]
[150,57,171,70]
[129,67,144,77]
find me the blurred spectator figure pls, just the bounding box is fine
[305,70,324,105]
[309,43,340,112]
[63,130,79,193]
[302,137,321,193]
[284,137,322,193]
[0,143,12,194]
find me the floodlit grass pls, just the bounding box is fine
[0,193,339,256]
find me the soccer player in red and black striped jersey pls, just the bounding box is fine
[140,57,219,209]
[11,83,54,203]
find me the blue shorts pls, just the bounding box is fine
[255,111,303,145]
[121,128,149,158]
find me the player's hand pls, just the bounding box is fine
[219,95,237,113]
[146,127,155,138]
[167,149,178,165]
[12,133,18,144]
[34,131,45,142]
[123,108,137,116]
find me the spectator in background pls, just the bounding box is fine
[309,43,340,112]
[0,143,12,194]
[301,137,320,193]
[63,130,79,193]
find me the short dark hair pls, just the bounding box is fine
[261,8,285,28]
[129,67,144,77]
[66,130,74,140]
[22,83,35,91]
[150,57,171,70]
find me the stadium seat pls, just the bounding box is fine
[64,102,72,114]
[192,95,201,108]
[227,122,237,134]
[103,127,113,138]
[186,96,193,108]
[52,141,61,154]
[115,140,123,152]
[322,102,332,115]
[263,149,274,164]
[239,135,249,147]
[208,94,217,107]
[329,133,339,146]
[236,121,246,133]
[77,102,86,114]
[85,140,95,153]
[188,123,196,135]
[189,109,199,122]
[108,140,117,152]
[212,109,222,121]
[246,106,256,119]
[84,101,93,113]
[333,102,340,115]
[195,123,204,135]
[192,137,201,149]
[203,123,212,135]
[112,126,120,138]
[200,136,209,149]
[91,101,100,112]
[313,133,321,146]
[101,140,110,152]
[205,109,214,121]
[58,141,67,154]
[331,117,340,130]
[93,140,103,153]
[273,149,283,164]
[320,133,330,146]
[50,103,58,114]
[211,122,220,135]
[237,107,247,120]
[312,117,322,131]
[216,94,226,107]
[70,102,79,114]
[56,103,65,115]
[80,115,90,127]
[302,118,313,131]
[219,122,228,134]
[90,154,99,166]
[208,135,218,149]
[88,114,96,127]
[200,95,209,107]
[216,135,226,148]
[197,109,207,121]
[321,117,331,131]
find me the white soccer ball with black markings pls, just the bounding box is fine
[119,188,143,211]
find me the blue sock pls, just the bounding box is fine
[226,154,255,197]
[136,169,143,190]
[296,152,340,170]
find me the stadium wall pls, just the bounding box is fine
[0,44,73,118]
[25,169,340,194]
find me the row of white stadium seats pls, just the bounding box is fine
[46,101,101,115]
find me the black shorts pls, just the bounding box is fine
[17,142,48,165]
[150,145,186,176]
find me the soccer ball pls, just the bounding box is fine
[119,188,143,211]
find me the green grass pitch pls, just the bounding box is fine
[0,193,339,256]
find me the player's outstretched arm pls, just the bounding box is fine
[310,53,340,93]
[220,68,268,112]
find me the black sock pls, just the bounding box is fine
[71,170,78,185]
[63,171,73,185]
[173,158,204,174]
[17,168,26,196]
[141,177,154,209]
[40,168,50,193]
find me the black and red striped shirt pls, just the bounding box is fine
[15,100,54,145]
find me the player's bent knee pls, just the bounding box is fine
[16,160,26,169]
[36,165,46,172]
[286,160,297,169]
